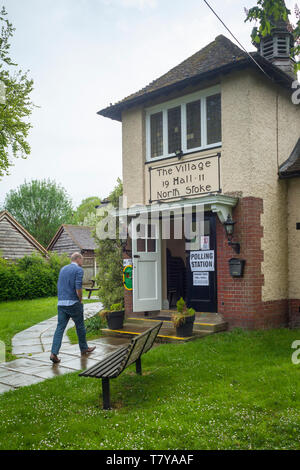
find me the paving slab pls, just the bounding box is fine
[91,336,131,347]
[0,373,45,388]
[58,344,84,354]
[0,383,16,393]
[40,337,69,346]
[59,356,100,371]
[11,338,42,347]
[0,369,19,379]
[0,358,41,369]
[27,352,81,364]
[18,363,76,379]
[12,344,44,355]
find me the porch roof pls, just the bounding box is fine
[278,138,300,179]
[114,194,238,224]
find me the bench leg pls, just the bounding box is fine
[136,358,142,375]
[101,378,111,410]
[88,290,92,299]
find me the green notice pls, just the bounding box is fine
[123,265,133,291]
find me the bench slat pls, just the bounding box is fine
[142,323,162,355]
[90,352,129,377]
[80,349,129,378]
[110,322,163,376]
[79,346,129,377]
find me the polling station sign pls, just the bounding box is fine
[190,251,215,272]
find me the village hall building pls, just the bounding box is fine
[98,22,300,330]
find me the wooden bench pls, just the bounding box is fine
[85,279,99,299]
[79,322,163,409]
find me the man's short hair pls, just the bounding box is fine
[71,252,83,262]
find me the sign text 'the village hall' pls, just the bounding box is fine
[149,154,220,203]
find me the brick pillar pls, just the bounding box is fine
[217,197,288,330]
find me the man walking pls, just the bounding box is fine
[50,252,96,364]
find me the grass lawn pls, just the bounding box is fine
[0,297,99,362]
[1,328,300,450]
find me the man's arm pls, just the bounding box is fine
[76,288,82,303]
[75,267,84,303]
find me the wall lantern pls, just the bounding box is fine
[223,214,240,254]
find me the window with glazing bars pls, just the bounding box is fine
[206,93,221,145]
[168,106,181,154]
[150,112,163,158]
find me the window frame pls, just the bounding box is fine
[145,85,221,162]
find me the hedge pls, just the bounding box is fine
[0,253,70,302]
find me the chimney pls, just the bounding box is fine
[257,7,296,78]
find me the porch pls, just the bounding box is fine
[100,310,228,344]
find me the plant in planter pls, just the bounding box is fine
[100,302,125,330]
[172,297,196,338]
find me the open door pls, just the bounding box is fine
[132,217,162,312]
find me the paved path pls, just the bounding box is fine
[0,302,129,395]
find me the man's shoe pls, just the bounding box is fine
[50,353,61,364]
[81,346,96,355]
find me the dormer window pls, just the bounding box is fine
[146,86,221,161]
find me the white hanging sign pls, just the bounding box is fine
[190,250,215,272]
[201,236,210,251]
[193,272,209,286]
[123,259,132,267]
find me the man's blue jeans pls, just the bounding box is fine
[51,302,88,355]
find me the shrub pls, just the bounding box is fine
[110,303,123,311]
[85,314,106,334]
[0,262,26,301]
[22,264,57,299]
[0,252,69,301]
[16,253,45,271]
[47,252,70,278]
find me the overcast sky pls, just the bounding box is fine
[0,0,298,208]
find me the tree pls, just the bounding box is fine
[245,1,300,72]
[94,178,124,309]
[72,196,101,225]
[0,7,34,176]
[4,179,74,247]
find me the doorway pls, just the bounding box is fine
[166,212,217,313]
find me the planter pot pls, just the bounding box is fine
[175,314,195,338]
[107,310,125,330]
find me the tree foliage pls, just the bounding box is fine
[72,196,101,226]
[245,1,300,72]
[94,178,124,309]
[4,179,74,247]
[0,6,34,176]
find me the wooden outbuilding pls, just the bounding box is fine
[47,224,98,284]
[0,210,48,260]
